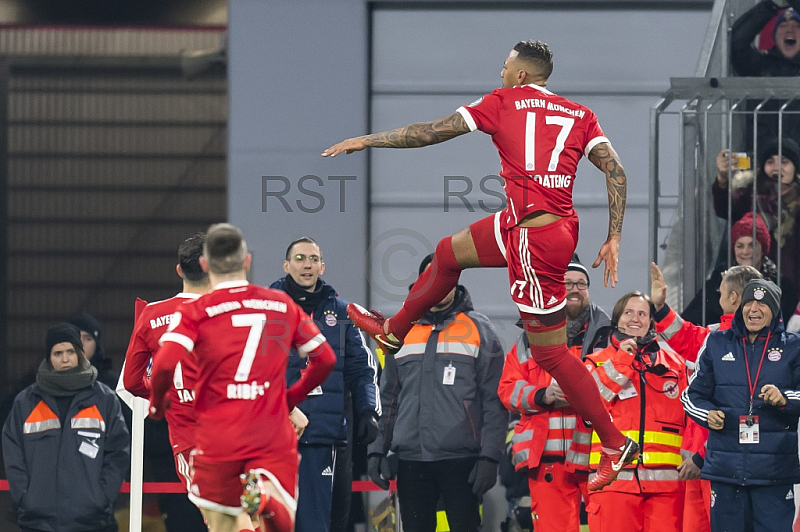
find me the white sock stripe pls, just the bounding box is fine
[251,468,298,514]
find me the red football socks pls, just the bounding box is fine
[390,236,462,340]
[259,498,293,532]
[531,343,625,449]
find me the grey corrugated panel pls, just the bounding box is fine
[10,191,226,218]
[7,287,185,315]
[8,125,225,153]
[9,92,225,121]
[9,224,215,252]
[9,256,178,283]
[8,159,225,185]
[3,49,227,391]
[0,27,224,56]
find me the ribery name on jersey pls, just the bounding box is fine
[227,380,270,400]
[514,99,586,119]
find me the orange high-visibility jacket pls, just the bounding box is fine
[498,334,591,472]
[585,336,688,493]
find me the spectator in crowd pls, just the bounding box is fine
[271,237,380,532]
[711,138,800,288]
[69,312,119,392]
[367,254,506,532]
[564,254,612,357]
[498,333,591,532]
[683,212,798,325]
[682,279,800,532]
[652,263,763,532]
[584,292,688,531]
[497,255,611,532]
[3,323,130,532]
[731,2,800,147]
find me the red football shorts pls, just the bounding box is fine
[471,211,578,315]
[188,451,299,516]
[174,448,194,492]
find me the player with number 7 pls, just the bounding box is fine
[148,223,336,532]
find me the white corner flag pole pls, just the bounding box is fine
[117,362,146,532]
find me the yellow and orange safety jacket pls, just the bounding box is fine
[585,334,688,493]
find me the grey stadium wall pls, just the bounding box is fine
[229,0,711,351]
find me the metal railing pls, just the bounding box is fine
[650,77,800,322]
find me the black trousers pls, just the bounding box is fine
[396,457,480,532]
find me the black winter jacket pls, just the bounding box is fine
[271,276,379,445]
[2,381,130,531]
[732,0,800,77]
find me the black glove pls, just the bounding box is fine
[468,457,498,497]
[367,453,392,490]
[357,411,379,445]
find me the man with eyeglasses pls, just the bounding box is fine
[270,237,380,532]
[564,255,612,359]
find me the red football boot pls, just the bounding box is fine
[588,436,640,491]
[346,303,402,351]
[240,471,269,516]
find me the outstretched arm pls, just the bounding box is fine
[321,112,470,157]
[588,141,627,287]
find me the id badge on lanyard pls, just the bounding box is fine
[739,415,759,444]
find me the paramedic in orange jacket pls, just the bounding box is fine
[499,331,592,532]
[498,256,611,532]
[650,263,763,532]
[584,291,689,531]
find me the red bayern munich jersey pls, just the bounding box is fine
[123,293,201,454]
[456,83,608,227]
[159,280,324,461]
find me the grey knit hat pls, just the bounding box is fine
[741,279,782,317]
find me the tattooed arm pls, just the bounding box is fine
[321,112,471,157]
[587,141,627,288]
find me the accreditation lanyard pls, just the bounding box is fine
[742,331,771,424]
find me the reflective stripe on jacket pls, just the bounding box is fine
[585,338,688,493]
[369,287,507,462]
[498,333,591,472]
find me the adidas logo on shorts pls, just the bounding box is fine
[321,466,333,476]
